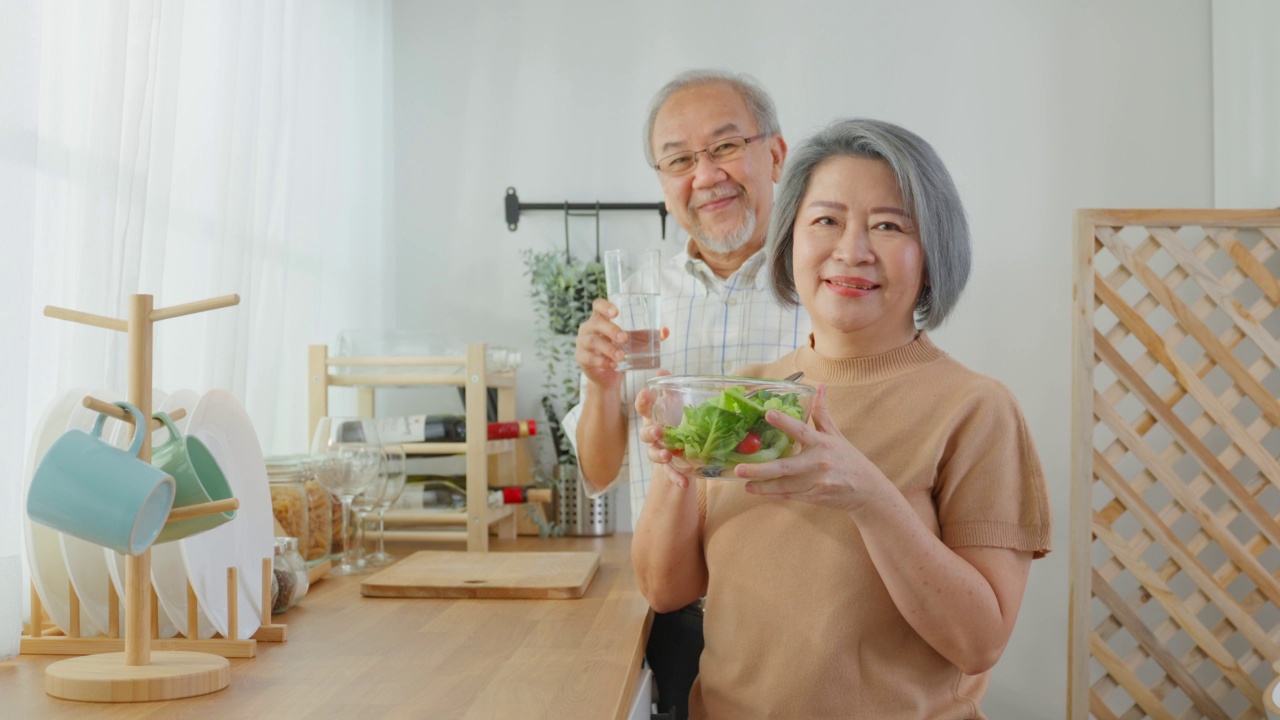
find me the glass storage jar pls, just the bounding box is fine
[267,456,308,548]
[271,537,310,614]
[267,455,333,562]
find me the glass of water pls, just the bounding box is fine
[603,248,662,371]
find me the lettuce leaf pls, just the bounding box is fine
[660,385,805,468]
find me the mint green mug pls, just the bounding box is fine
[27,402,175,556]
[150,411,235,543]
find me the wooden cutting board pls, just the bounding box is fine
[360,550,600,599]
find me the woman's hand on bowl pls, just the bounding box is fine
[733,385,892,514]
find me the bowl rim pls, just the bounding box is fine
[645,374,815,395]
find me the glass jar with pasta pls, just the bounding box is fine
[267,456,334,563]
[300,459,334,563]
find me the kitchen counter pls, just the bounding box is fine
[2,534,652,719]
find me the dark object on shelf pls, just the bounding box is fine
[455,387,499,422]
[504,187,668,239]
[421,416,537,442]
[422,415,466,442]
[416,477,467,510]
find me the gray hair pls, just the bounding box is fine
[767,118,970,331]
[642,69,781,168]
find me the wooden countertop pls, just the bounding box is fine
[2,534,652,719]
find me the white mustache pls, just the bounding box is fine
[689,185,742,211]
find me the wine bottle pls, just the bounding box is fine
[485,420,537,440]
[490,485,554,505]
[422,415,537,442]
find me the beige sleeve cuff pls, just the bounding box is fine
[942,519,1052,559]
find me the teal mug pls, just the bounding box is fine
[27,402,175,556]
[151,411,235,543]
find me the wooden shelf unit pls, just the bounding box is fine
[308,343,521,552]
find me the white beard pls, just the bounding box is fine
[690,203,756,255]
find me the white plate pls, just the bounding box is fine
[181,389,271,639]
[57,388,136,638]
[23,388,94,635]
[102,389,181,639]
[145,389,214,637]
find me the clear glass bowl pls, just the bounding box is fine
[645,375,816,478]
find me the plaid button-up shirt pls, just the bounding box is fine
[562,241,811,527]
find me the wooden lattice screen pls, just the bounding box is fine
[1071,210,1280,720]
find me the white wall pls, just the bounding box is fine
[1212,0,1280,208]
[391,1,1214,715]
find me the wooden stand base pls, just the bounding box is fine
[44,651,230,702]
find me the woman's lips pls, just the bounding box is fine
[824,278,879,298]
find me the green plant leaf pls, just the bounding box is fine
[521,248,608,477]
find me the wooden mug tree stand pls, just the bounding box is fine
[20,293,285,702]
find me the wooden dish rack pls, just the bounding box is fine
[308,342,525,552]
[19,293,285,703]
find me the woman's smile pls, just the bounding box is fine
[824,276,879,297]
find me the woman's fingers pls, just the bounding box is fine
[809,385,837,434]
[725,386,878,511]
[764,407,818,447]
[744,476,810,497]
[733,454,802,481]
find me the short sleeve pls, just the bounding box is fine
[933,380,1052,558]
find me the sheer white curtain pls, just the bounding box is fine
[2,0,392,650]
[0,0,43,662]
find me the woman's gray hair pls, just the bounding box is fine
[642,69,781,168]
[767,118,970,331]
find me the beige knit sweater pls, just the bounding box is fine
[687,333,1052,720]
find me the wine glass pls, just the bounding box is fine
[350,453,391,568]
[310,417,381,576]
[366,445,407,567]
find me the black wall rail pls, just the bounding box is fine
[504,187,669,239]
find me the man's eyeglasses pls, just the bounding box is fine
[654,134,767,176]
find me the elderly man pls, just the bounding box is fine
[561,69,810,720]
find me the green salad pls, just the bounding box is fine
[661,385,806,476]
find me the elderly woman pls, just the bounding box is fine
[632,118,1052,719]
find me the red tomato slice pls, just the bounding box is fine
[669,447,684,456]
[735,431,763,455]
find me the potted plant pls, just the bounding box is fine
[522,249,608,336]
[521,248,608,535]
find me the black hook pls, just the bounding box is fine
[563,202,571,263]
